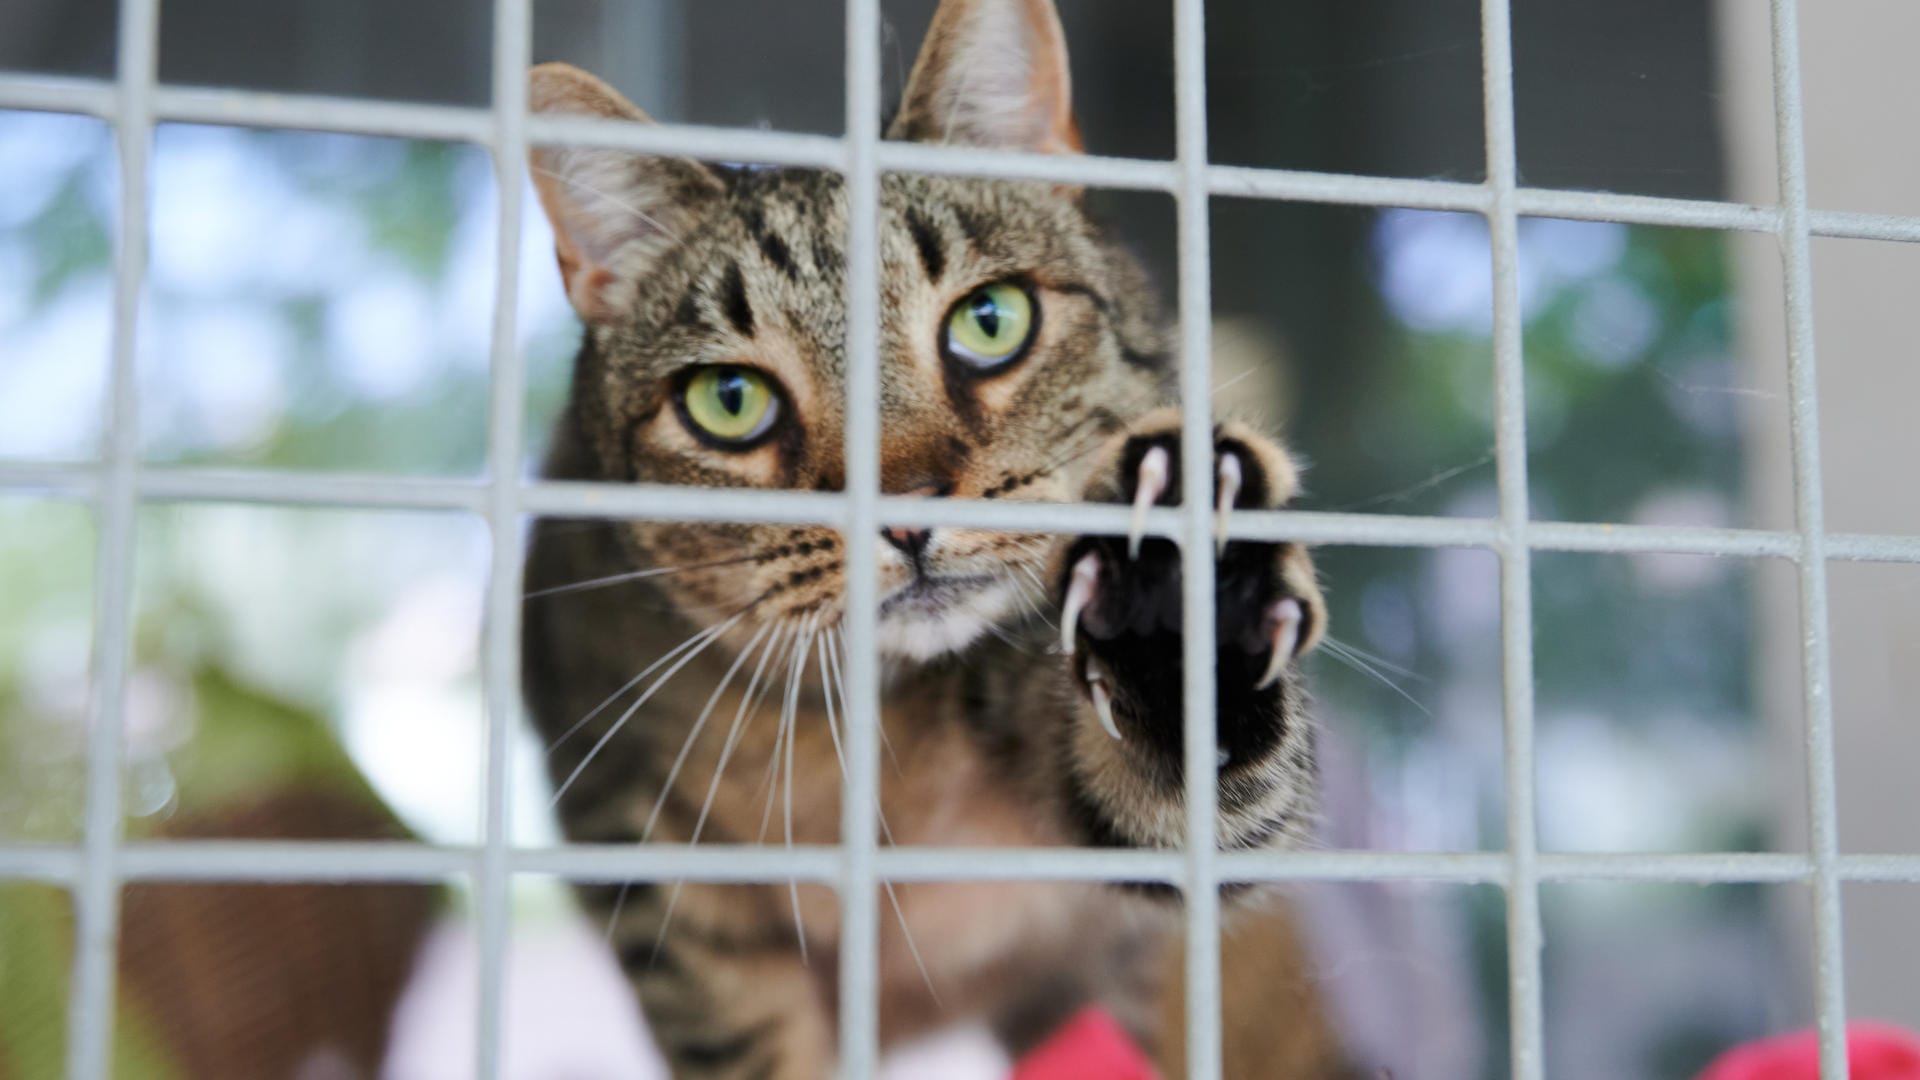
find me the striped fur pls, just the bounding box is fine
[520,2,1343,1076]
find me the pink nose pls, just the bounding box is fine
[882,485,941,559]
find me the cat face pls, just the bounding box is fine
[530,1,1172,660]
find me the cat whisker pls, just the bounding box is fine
[652,618,794,966]
[981,620,1021,648]
[755,642,795,838]
[646,881,687,971]
[526,552,766,599]
[639,619,775,842]
[827,626,900,774]
[814,631,943,1008]
[1008,565,1056,633]
[783,611,823,964]
[546,588,775,756]
[1320,634,1429,683]
[549,609,748,808]
[1018,561,1053,599]
[600,611,775,952]
[688,618,791,844]
[753,613,814,831]
[1210,367,1259,399]
[1327,449,1496,513]
[884,879,944,1009]
[545,617,728,756]
[1317,637,1433,718]
[823,625,907,810]
[602,882,632,946]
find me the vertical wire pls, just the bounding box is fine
[476,0,532,1075]
[1767,1,1847,1075]
[1172,0,1222,1076]
[21,6,1858,1078]
[840,0,884,1074]
[65,0,159,1074]
[1479,2,1544,1077]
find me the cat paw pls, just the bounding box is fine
[1054,411,1324,767]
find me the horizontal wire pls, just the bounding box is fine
[12,464,1920,560]
[532,112,845,169]
[0,462,99,500]
[0,845,80,882]
[1517,187,1778,232]
[142,467,491,512]
[0,17,1888,1072]
[0,74,114,115]
[6,842,1918,886]
[162,84,494,142]
[4,73,1920,241]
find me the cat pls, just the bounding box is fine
[519,0,1337,1076]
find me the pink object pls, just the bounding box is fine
[1697,1022,1920,1080]
[1011,1007,1159,1080]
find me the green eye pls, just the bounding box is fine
[944,282,1037,370]
[680,366,780,445]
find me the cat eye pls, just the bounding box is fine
[677,365,782,447]
[943,281,1038,372]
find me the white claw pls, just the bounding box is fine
[1086,664,1122,740]
[1215,452,1242,557]
[1059,552,1101,656]
[1128,445,1171,559]
[1255,598,1304,691]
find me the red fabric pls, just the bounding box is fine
[1697,1022,1920,1080]
[1011,1007,1159,1080]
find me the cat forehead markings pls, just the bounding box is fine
[642,169,1096,426]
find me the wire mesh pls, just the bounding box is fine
[0,0,1909,1076]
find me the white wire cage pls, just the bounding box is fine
[3,0,1920,1077]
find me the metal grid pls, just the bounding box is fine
[5,0,1920,1077]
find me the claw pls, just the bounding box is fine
[1129,445,1170,559]
[1254,598,1304,691]
[1085,663,1121,740]
[1215,452,1242,557]
[1059,552,1101,656]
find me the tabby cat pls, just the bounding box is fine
[520,1,1336,1076]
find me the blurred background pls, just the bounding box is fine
[2,0,1915,1078]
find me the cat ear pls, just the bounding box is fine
[887,0,1082,154]
[528,63,725,324]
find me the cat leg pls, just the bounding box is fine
[1049,408,1327,853]
[585,882,835,1080]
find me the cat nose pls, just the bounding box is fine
[881,484,944,561]
[881,525,932,559]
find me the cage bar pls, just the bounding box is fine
[1476,2,1547,1078]
[0,0,1891,1076]
[1170,0,1224,1073]
[8,73,1920,242]
[15,460,1920,562]
[838,0,885,1074]
[8,841,1920,889]
[471,0,533,1077]
[1768,1,1849,1076]
[61,0,159,1075]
